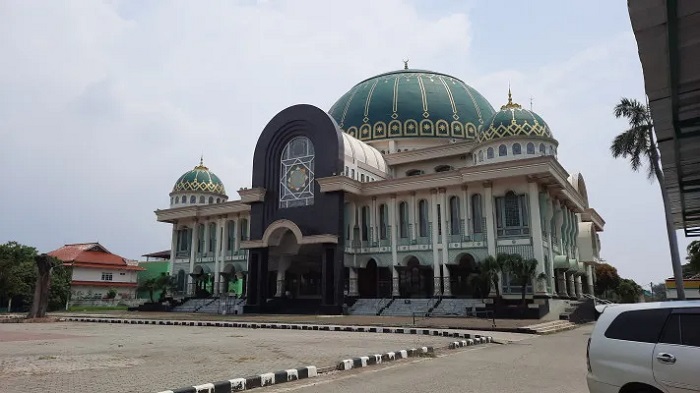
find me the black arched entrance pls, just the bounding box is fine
[399,257,433,298]
[448,253,479,298]
[358,259,378,297]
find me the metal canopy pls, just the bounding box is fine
[629,0,700,236]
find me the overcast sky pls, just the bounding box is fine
[0,0,691,286]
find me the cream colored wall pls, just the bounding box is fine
[72,267,138,283]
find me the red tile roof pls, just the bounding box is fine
[49,243,143,271]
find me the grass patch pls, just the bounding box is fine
[67,305,129,312]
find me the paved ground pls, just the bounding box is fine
[50,311,534,331]
[0,321,504,393]
[261,324,593,393]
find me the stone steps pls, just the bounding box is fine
[520,319,577,334]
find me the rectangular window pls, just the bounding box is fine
[119,272,126,276]
[101,272,113,281]
[604,309,671,343]
[660,312,700,347]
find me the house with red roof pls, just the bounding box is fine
[48,243,144,301]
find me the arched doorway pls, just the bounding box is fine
[448,254,479,298]
[358,259,378,298]
[221,264,235,294]
[176,269,186,295]
[191,265,213,298]
[399,256,433,298]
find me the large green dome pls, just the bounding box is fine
[171,159,226,196]
[478,92,555,143]
[329,69,496,142]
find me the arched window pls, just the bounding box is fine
[379,204,388,240]
[361,174,365,182]
[418,199,429,237]
[181,195,186,204]
[487,147,494,159]
[190,195,196,204]
[471,194,483,233]
[498,144,507,156]
[216,198,221,203]
[226,220,236,252]
[406,169,424,176]
[351,168,355,179]
[208,196,214,204]
[512,143,522,155]
[539,143,546,154]
[478,150,484,162]
[279,136,315,208]
[199,195,205,204]
[526,142,535,154]
[239,219,248,241]
[399,202,409,238]
[208,222,216,253]
[435,165,453,172]
[197,223,205,253]
[449,196,461,235]
[361,206,370,241]
[549,145,555,155]
[495,191,529,236]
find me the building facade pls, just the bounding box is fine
[155,68,606,314]
[49,243,143,300]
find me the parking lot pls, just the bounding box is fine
[0,321,464,393]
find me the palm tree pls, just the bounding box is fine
[481,253,509,299]
[138,278,158,303]
[612,98,685,300]
[507,256,538,306]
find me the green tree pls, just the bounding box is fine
[616,278,643,303]
[481,253,509,299]
[155,273,176,301]
[594,263,621,298]
[651,283,667,301]
[612,97,684,299]
[506,255,538,306]
[0,242,37,310]
[138,278,158,303]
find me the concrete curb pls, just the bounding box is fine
[60,317,493,341]
[336,346,432,371]
[156,366,317,393]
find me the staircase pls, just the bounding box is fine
[171,297,246,314]
[429,299,486,317]
[520,319,577,335]
[347,299,384,315]
[172,298,208,313]
[380,298,433,317]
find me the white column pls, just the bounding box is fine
[349,267,359,296]
[220,218,229,294]
[276,256,288,297]
[371,197,377,245]
[575,275,583,299]
[213,219,222,295]
[439,189,451,296]
[410,192,417,242]
[389,195,400,296]
[567,272,576,298]
[169,225,177,276]
[527,181,546,296]
[557,270,567,297]
[483,183,496,257]
[188,222,199,295]
[545,197,555,295]
[349,201,357,245]
[430,189,440,296]
[586,264,594,295]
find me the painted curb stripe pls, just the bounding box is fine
[156,366,317,392]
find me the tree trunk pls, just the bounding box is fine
[521,283,527,307]
[650,135,686,300]
[27,254,53,318]
[7,298,11,313]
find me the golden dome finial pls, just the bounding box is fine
[501,84,522,110]
[195,155,208,170]
[403,59,409,70]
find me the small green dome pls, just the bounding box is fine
[172,159,226,196]
[478,91,554,143]
[329,68,496,142]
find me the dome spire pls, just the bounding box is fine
[403,58,409,70]
[194,155,208,170]
[501,84,522,110]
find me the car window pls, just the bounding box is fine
[660,313,700,347]
[604,309,670,343]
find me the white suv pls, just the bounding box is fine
[587,301,700,393]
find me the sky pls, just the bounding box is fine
[0,0,692,287]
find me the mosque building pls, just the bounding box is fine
[155,66,606,315]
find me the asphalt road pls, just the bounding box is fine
[265,324,593,393]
